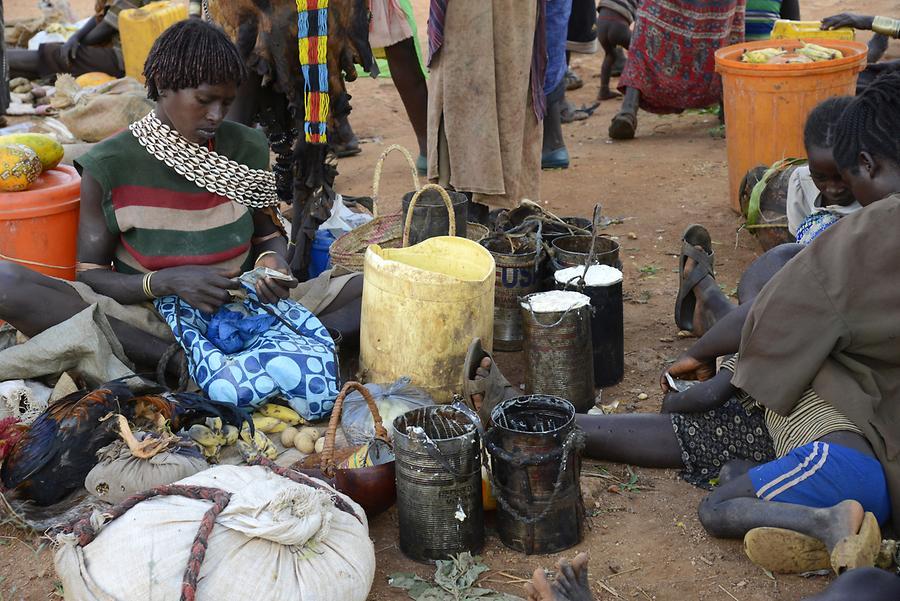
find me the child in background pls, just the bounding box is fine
[595,0,636,100]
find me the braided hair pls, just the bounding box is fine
[833,72,900,171]
[803,96,852,150]
[143,20,246,101]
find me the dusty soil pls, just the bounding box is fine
[2,0,898,600]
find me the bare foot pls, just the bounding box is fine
[819,499,865,551]
[598,88,621,100]
[470,356,492,413]
[526,554,594,601]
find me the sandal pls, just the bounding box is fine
[744,527,831,574]
[462,338,518,425]
[564,69,584,91]
[831,512,881,574]
[608,110,637,140]
[674,224,715,332]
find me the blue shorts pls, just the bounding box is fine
[749,441,891,526]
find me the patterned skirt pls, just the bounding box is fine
[618,0,746,113]
[671,397,776,488]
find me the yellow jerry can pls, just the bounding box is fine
[119,1,189,82]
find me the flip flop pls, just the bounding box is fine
[674,224,715,332]
[462,338,518,425]
[744,527,831,574]
[831,512,882,574]
[608,111,637,140]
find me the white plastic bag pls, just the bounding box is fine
[56,465,375,601]
[341,377,434,445]
[320,194,373,238]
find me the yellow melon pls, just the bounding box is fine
[0,144,43,192]
[0,134,64,171]
[75,72,117,88]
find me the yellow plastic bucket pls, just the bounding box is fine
[119,1,188,82]
[715,39,867,211]
[360,228,495,403]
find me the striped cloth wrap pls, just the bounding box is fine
[297,0,330,144]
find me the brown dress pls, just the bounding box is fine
[732,194,900,525]
[427,0,541,209]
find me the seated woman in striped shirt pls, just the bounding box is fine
[0,20,360,384]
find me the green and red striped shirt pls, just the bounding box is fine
[76,121,268,274]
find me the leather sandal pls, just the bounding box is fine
[462,338,518,425]
[674,224,715,332]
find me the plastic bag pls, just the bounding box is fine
[320,194,373,237]
[85,439,208,504]
[341,377,434,445]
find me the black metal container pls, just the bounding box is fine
[481,235,540,351]
[520,291,595,413]
[486,396,585,555]
[401,188,468,245]
[551,234,620,269]
[555,266,625,388]
[393,405,484,562]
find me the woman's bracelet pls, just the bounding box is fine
[872,16,900,38]
[255,250,279,265]
[142,271,158,299]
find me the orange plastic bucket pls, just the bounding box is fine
[715,39,867,212]
[0,165,81,280]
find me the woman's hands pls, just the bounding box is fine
[153,266,241,314]
[659,353,716,393]
[253,252,298,304]
[821,13,875,31]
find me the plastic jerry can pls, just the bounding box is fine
[119,1,189,82]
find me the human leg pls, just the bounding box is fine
[384,37,428,158]
[597,15,630,100]
[542,79,569,169]
[0,261,177,372]
[802,568,900,601]
[315,274,362,339]
[6,48,40,79]
[608,86,639,139]
[735,243,803,304]
[576,412,684,468]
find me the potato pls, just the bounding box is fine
[314,436,325,454]
[294,433,316,454]
[297,426,320,440]
[281,426,299,447]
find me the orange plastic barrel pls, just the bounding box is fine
[715,39,867,212]
[0,165,81,280]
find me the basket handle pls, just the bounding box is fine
[401,183,457,248]
[320,381,390,478]
[578,203,603,287]
[371,144,421,219]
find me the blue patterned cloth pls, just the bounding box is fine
[796,211,842,245]
[155,284,339,420]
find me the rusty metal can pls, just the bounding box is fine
[393,405,484,562]
[481,235,540,351]
[486,395,585,555]
[520,291,595,413]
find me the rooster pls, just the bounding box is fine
[0,376,250,506]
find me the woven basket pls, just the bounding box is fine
[331,147,490,272]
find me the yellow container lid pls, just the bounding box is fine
[771,20,856,41]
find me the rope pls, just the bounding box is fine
[0,252,74,272]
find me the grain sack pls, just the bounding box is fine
[84,439,209,504]
[55,76,154,143]
[55,464,375,601]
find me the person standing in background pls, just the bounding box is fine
[427,0,546,216]
[744,0,799,41]
[543,0,575,170]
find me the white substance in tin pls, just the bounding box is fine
[522,290,591,313]
[455,504,467,521]
[554,264,623,287]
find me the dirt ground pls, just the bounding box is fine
[2,0,898,600]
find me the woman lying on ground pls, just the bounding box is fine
[471,73,900,577]
[0,20,361,384]
[665,95,859,386]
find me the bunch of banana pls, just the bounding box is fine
[187,417,228,461]
[237,423,278,460]
[250,403,306,435]
[741,47,784,64]
[797,43,843,62]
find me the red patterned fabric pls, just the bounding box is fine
[618,0,745,113]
